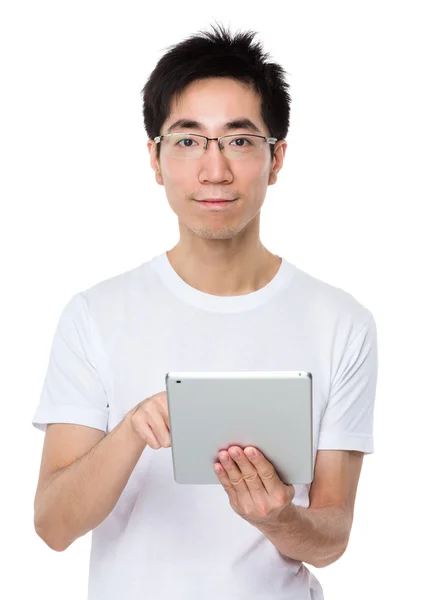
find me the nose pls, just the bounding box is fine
[198,138,233,183]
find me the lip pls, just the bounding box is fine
[197,199,234,202]
[196,199,237,210]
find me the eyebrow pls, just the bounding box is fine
[165,118,262,135]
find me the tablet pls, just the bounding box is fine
[165,371,313,485]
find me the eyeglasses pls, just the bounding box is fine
[154,133,278,160]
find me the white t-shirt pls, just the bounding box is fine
[32,251,378,600]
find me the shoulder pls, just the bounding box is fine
[290,264,374,338]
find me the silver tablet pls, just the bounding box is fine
[165,371,313,485]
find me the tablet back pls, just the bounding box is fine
[165,371,313,485]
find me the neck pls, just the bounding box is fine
[166,241,282,297]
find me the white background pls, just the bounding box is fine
[1,1,426,598]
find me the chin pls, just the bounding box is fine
[185,222,242,240]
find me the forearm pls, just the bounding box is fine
[260,503,351,568]
[35,411,147,551]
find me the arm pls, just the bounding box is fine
[231,317,376,567]
[260,503,350,568]
[263,314,377,568]
[34,408,146,552]
[259,449,363,568]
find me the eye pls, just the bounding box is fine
[176,137,198,147]
[230,137,253,146]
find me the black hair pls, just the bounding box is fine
[141,21,291,162]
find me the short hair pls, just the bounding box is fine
[141,21,291,162]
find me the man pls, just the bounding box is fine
[32,22,378,600]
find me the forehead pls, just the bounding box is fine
[165,77,266,133]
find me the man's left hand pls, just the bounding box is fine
[214,445,295,529]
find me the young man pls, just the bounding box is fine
[32,23,378,600]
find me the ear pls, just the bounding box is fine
[147,139,164,186]
[268,140,287,186]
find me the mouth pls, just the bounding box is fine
[197,197,237,202]
[196,199,237,209]
[200,200,231,203]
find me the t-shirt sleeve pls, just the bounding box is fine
[317,314,378,454]
[32,293,110,433]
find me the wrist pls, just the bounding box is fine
[278,501,296,524]
[262,502,296,533]
[125,406,145,448]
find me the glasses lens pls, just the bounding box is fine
[162,134,205,159]
[221,135,265,159]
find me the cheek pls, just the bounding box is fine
[241,156,270,178]
[161,167,197,213]
[162,160,197,180]
[242,162,271,192]
[162,163,198,191]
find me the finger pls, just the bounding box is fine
[156,397,171,430]
[146,413,170,448]
[228,446,267,503]
[141,423,162,449]
[243,447,286,495]
[131,413,161,448]
[214,461,239,504]
[218,451,253,506]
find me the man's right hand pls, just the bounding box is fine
[129,391,171,449]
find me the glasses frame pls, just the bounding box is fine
[153,133,278,156]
